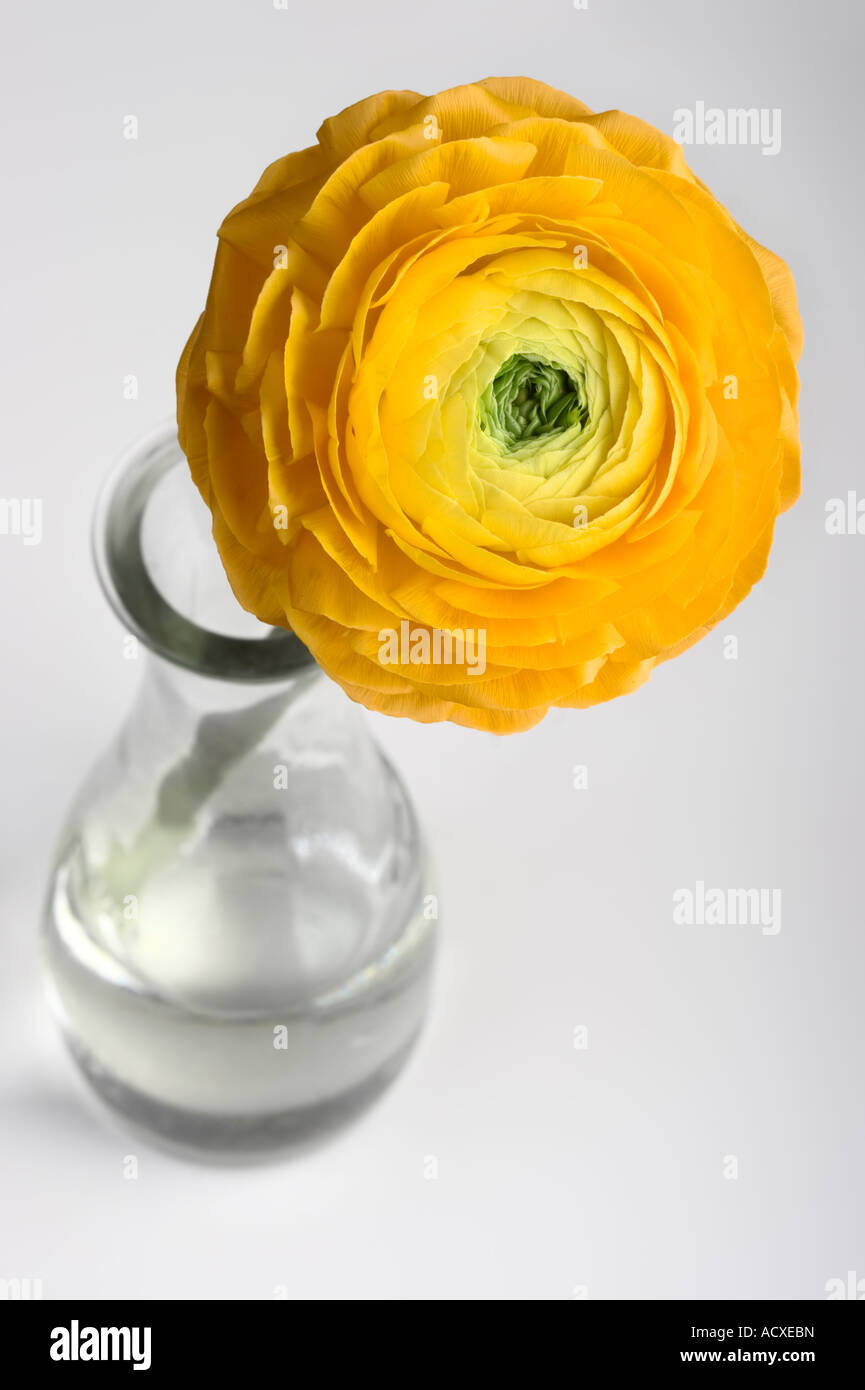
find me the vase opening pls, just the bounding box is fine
[93,420,316,682]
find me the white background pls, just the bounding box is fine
[1,0,863,1299]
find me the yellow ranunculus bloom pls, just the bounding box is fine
[178,77,801,732]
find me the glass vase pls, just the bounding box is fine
[41,423,437,1157]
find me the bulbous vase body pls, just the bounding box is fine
[42,425,436,1156]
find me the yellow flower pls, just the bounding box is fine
[177,77,801,732]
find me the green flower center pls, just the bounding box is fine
[478,353,588,449]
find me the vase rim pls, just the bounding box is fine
[93,420,317,683]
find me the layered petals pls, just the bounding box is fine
[177,77,801,731]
